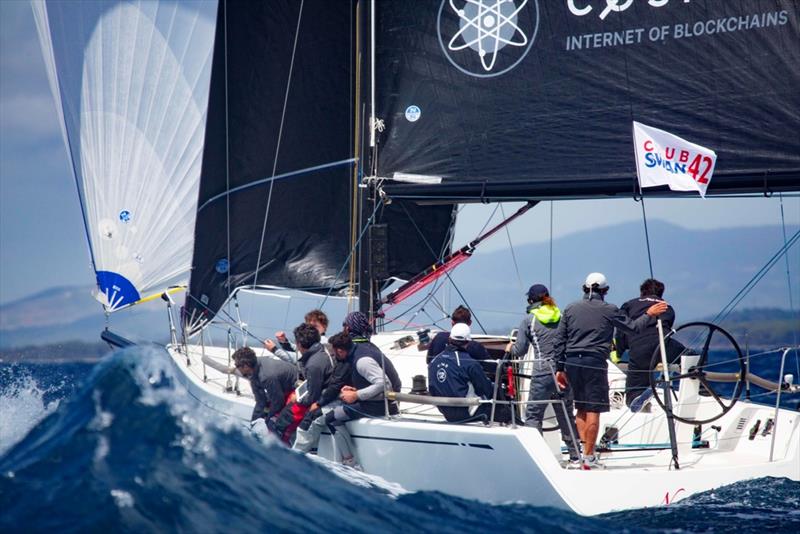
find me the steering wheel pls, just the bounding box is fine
[648,321,746,425]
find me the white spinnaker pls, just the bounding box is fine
[32,0,217,311]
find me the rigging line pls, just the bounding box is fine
[320,201,383,309]
[439,205,459,259]
[397,202,488,335]
[500,203,524,294]
[252,0,305,291]
[198,159,357,212]
[385,277,446,324]
[223,0,231,297]
[424,290,450,320]
[421,307,446,330]
[385,207,456,318]
[778,193,800,377]
[713,229,800,325]
[640,196,655,279]
[382,275,451,326]
[185,291,264,347]
[478,203,501,235]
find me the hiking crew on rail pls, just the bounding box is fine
[233,277,671,470]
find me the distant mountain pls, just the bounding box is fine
[0,341,109,363]
[706,308,800,349]
[0,285,98,330]
[0,286,169,348]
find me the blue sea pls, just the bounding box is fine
[1,348,799,533]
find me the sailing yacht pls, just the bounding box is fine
[32,0,800,515]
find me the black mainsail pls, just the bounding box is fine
[375,1,800,202]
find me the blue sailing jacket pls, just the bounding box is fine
[428,344,494,400]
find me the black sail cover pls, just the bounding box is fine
[186,1,455,329]
[376,0,800,201]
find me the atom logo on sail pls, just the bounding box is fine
[448,0,529,72]
[438,0,539,78]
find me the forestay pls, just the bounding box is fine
[32,0,217,311]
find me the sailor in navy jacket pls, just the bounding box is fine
[428,323,495,423]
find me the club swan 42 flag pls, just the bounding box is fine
[633,121,717,197]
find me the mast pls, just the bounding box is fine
[358,0,379,322]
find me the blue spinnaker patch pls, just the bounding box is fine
[95,271,141,310]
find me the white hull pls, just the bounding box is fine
[166,331,800,516]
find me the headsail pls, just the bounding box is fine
[32,0,217,311]
[375,1,800,202]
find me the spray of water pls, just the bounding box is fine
[0,373,62,456]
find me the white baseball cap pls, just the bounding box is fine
[584,272,608,289]
[449,322,472,342]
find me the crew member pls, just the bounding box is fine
[266,309,330,364]
[556,272,668,468]
[506,284,581,465]
[324,312,402,468]
[429,323,495,423]
[293,331,355,455]
[617,278,679,408]
[270,323,333,444]
[232,346,298,423]
[426,305,490,366]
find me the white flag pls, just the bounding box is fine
[633,121,717,197]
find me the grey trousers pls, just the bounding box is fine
[292,413,326,453]
[525,374,581,460]
[327,404,358,461]
[293,402,356,462]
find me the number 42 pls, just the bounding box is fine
[688,155,713,184]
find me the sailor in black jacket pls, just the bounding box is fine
[617,278,679,407]
[322,312,402,467]
[293,332,354,453]
[270,323,333,443]
[556,273,668,466]
[428,323,495,423]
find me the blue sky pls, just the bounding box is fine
[1,0,798,306]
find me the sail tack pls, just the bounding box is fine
[32,0,217,311]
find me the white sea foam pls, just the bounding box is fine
[110,489,134,508]
[124,347,250,477]
[0,375,60,456]
[306,453,409,498]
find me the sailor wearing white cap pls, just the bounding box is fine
[428,323,495,423]
[554,272,668,468]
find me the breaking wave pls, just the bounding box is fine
[1,349,797,532]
